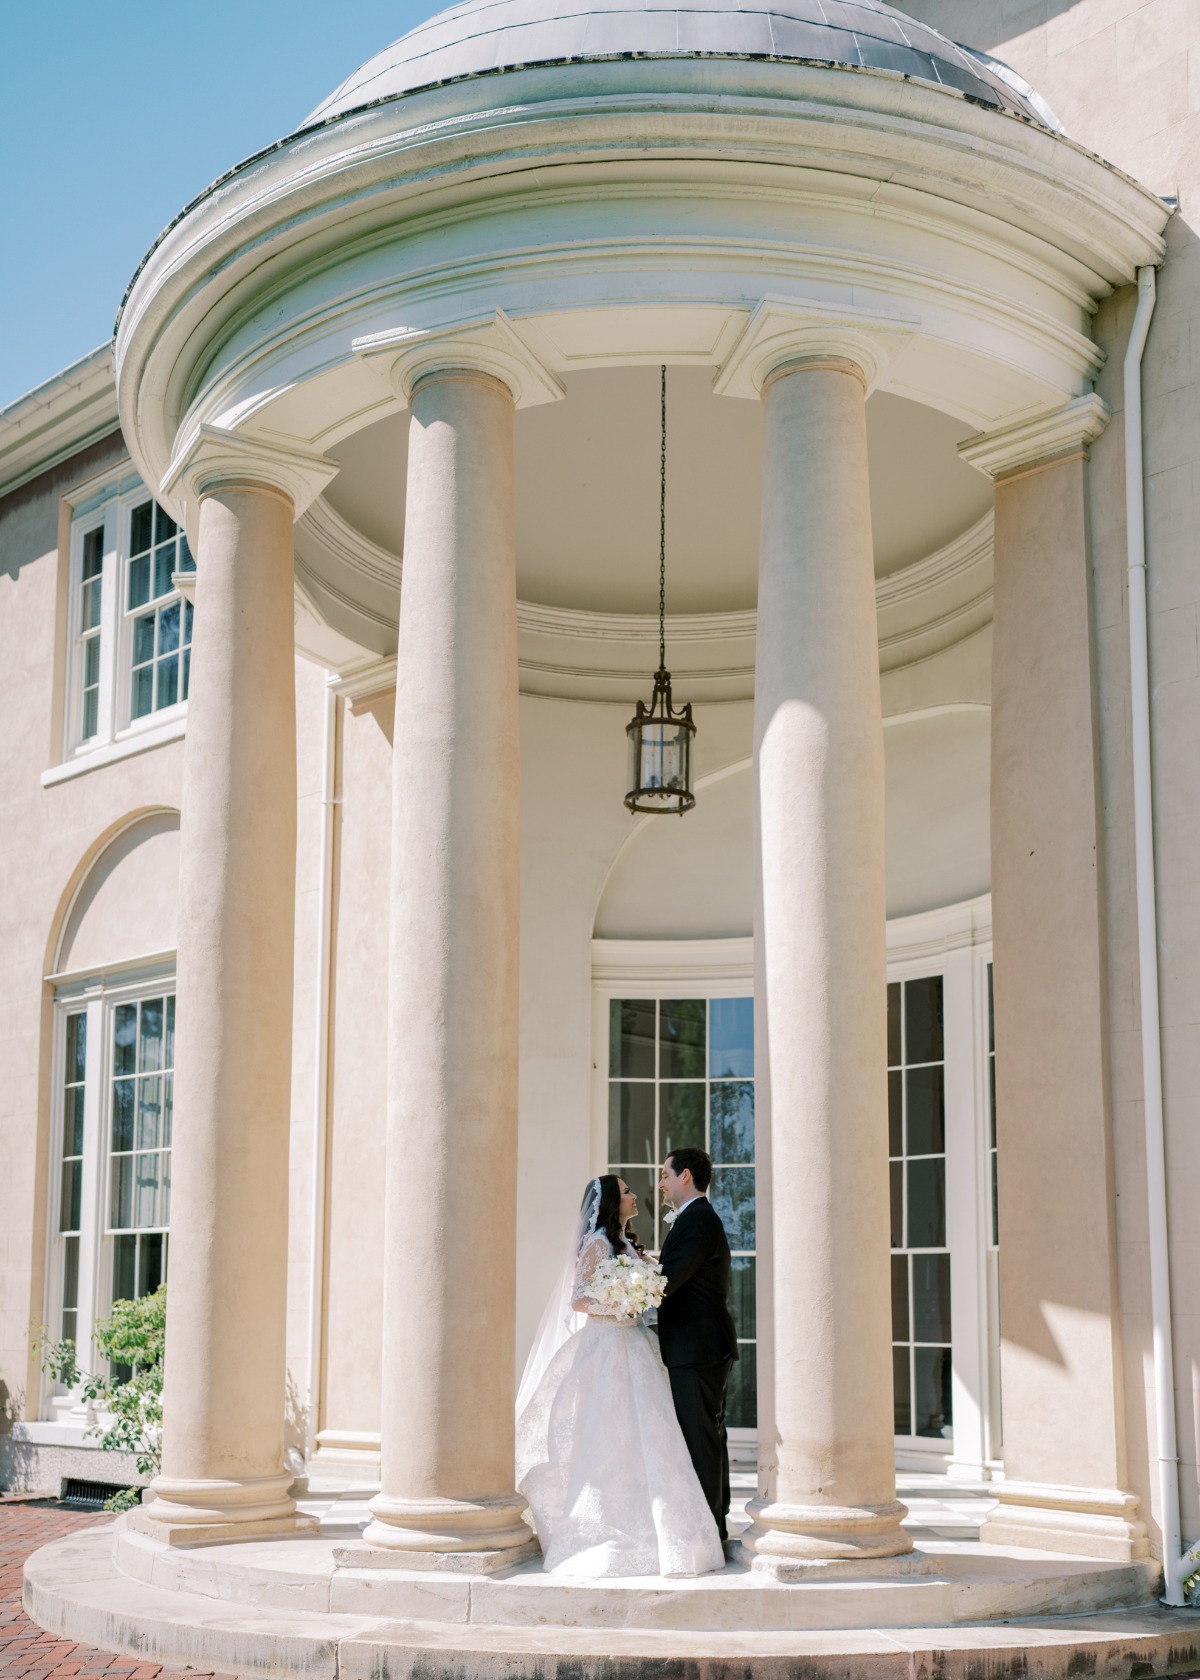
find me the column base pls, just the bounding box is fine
[337,1539,541,1574]
[978,1480,1149,1561]
[741,1497,914,1563]
[362,1491,534,1564]
[126,1472,318,1547]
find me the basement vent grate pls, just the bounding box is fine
[59,1477,135,1509]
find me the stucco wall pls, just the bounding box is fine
[903,0,1200,1552]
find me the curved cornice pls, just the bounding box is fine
[113,59,1169,512]
[305,500,994,701]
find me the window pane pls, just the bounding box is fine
[891,1253,909,1341]
[160,1154,171,1225]
[67,1010,87,1086]
[888,1069,902,1155]
[154,504,177,544]
[139,999,164,1071]
[154,545,174,599]
[906,1065,945,1155]
[82,526,104,579]
[139,1231,165,1295]
[905,975,944,1064]
[730,1255,756,1340]
[128,553,151,611]
[62,1235,80,1315]
[84,635,101,685]
[907,1158,946,1248]
[134,612,156,665]
[132,663,154,718]
[82,687,99,740]
[183,598,194,642]
[608,1082,654,1164]
[165,995,175,1067]
[163,1072,173,1148]
[111,1154,133,1228]
[181,647,191,701]
[135,1153,159,1227]
[660,1000,705,1079]
[137,1076,161,1151]
[82,575,102,631]
[130,502,153,556]
[893,1345,911,1434]
[112,1077,135,1152]
[609,999,655,1079]
[710,1166,755,1250]
[709,998,753,1078]
[64,1083,85,1157]
[914,1346,952,1437]
[158,653,179,708]
[159,599,180,655]
[887,981,901,1066]
[113,1233,137,1303]
[988,1056,996,1150]
[59,1159,82,1233]
[890,1159,902,1248]
[987,964,994,1052]
[710,1079,754,1164]
[725,1344,757,1429]
[178,533,196,572]
[661,1082,705,1158]
[912,1253,952,1344]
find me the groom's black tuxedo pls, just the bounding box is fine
[657,1197,738,1541]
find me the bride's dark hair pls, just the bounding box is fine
[592,1173,647,1258]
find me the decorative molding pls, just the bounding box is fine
[591,937,755,991]
[161,424,339,518]
[875,515,991,610]
[958,392,1111,481]
[713,296,918,401]
[300,495,401,592]
[885,893,992,964]
[354,307,565,410]
[0,344,119,503]
[40,716,187,790]
[329,656,398,702]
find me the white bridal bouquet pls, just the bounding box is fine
[588,1253,667,1323]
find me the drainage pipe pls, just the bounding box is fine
[303,679,339,1466]
[1124,265,1197,1605]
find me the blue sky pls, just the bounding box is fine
[1,1,437,410]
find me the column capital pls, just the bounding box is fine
[162,424,340,519]
[354,307,565,410]
[958,392,1110,482]
[713,295,917,401]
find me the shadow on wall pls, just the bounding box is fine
[895,0,1084,54]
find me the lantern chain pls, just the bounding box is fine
[659,363,667,672]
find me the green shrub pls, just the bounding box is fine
[38,1287,166,1512]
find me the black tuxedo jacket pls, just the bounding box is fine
[656,1197,739,1369]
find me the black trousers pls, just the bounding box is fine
[667,1357,733,1541]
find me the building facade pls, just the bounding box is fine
[2,0,1198,1608]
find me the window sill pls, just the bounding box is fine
[43,713,186,788]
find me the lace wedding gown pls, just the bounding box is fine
[515,1230,725,1579]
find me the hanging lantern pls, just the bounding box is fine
[624,367,696,816]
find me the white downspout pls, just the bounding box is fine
[1124,265,1197,1606]
[304,679,339,1467]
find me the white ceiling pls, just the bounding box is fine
[327,365,992,615]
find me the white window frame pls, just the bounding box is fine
[42,959,176,1424]
[56,472,192,779]
[592,903,999,1479]
[591,937,758,1458]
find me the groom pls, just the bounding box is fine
[657,1147,739,1544]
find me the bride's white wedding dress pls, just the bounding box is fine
[515,1225,725,1579]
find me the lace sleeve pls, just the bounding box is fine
[572,1232,620,1317]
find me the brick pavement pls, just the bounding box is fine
[0,1499,252,1680]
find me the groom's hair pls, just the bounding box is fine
[666,1148,712,1192]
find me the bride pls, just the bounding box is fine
[515,1173,725,1578]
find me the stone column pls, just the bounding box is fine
[130,477,315,1545]
[961,398,1147,1561]
[363,369,531,1563]
[743,355,910,1568]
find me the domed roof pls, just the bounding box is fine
[302,0,1058,131]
